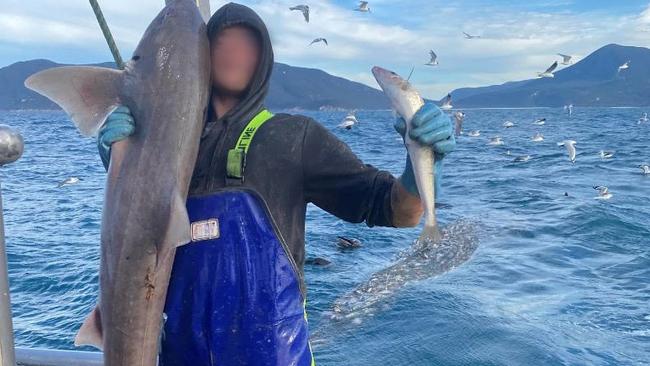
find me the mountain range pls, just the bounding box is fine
[0,59,389,111]
[450,44,650,108]
[1,43,649,110]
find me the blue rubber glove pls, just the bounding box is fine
[97,106,136,170]
[394,103,456,199]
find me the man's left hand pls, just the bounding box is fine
[394,103,456,199]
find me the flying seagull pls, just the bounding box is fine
[425,50,438,66]
[618,60,630,73]
[558,140,577,163]
[557,53,573,65]
[355,1,371,12]
[441,94,453,110]
[463,32,481,39]
[309,37,328,46]
[453,111,465,136]
[538,61,558,78]
[289,5,310,22]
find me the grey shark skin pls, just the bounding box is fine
[331,220,479,319]
[24,1,210,365]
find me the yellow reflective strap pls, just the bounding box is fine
[234,109,274,153]
[304,298,317,366]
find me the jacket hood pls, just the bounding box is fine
[190,3,274,193]
[206,2,274,125]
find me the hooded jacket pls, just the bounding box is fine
[189,2,397,272]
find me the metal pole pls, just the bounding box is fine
[0,125,24,366]
[88,0,125,69]
[15,348,102,366]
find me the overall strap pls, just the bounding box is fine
[226,109,274,185]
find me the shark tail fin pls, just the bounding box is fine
[24,66,123,137]
[418,224,442,245]
[75,304,103,350]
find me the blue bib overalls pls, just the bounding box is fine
[160,111,315,365]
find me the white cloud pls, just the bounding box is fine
[1,0,650,98]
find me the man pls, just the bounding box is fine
[97,2,455,365]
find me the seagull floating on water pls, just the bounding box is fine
[468,130,481,137]
[557,53,573,65]
[503,120,515,128]
[639,164,650,175]
[531,133,544,142]
[599,150,614,159]
[289,5,309,22]
[338,113,358,130]
[533,118,546,125]
[514,155,531,163]
[441,94,453,110]
[355,1,371,12]
[593,186,612,200]
[489,136,504,145]
[537,61,558,78]
[309,38,328,46]
[558,140,577,163]
[425,50,439,66]
[639,113,648,124]
[57,177,80,188]
[463,32,481,39]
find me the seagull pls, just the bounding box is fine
[557,53,573,65]
[599,150,614,159]
[338,113,357,130]
[558,140,577,163]
[514,155,531,163]
[309,38,328,46]
[531,133,544,142]
[57,177,80,188]
[564,104,574,116]
[425,50,439,66]
[468,130,481,137]
[533,118,546,125]
[463,32,481,39]
[355,1,371,12]
[503,120,515,128]
[489,136,504,145]
[336,236,363,249]
[289,5,310,22]
[618,60,630,73]
[441,94,453,110]
[639,112,648,124]
[453,111,465,136]
[593,186,612,200]
[537,61,558,78]
[639,164,650,175]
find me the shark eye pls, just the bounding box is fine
[132,55,141,61]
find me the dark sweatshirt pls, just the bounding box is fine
[190,3,398,272]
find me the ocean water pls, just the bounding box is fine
[0,107,648,365]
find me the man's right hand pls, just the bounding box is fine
[98,106,135,170]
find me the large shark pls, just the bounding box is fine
[24,0,210,364]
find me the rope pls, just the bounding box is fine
[88,0,125,69]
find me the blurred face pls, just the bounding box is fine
[210,26,260,96]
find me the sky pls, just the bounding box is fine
[2,0,650,99]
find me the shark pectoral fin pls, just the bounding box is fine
[164,191,192,249]
[74,304,103,350]
[24,66,123,137]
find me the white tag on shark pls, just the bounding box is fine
[191,219,219,241]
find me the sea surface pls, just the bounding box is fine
[0,108,648,365]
